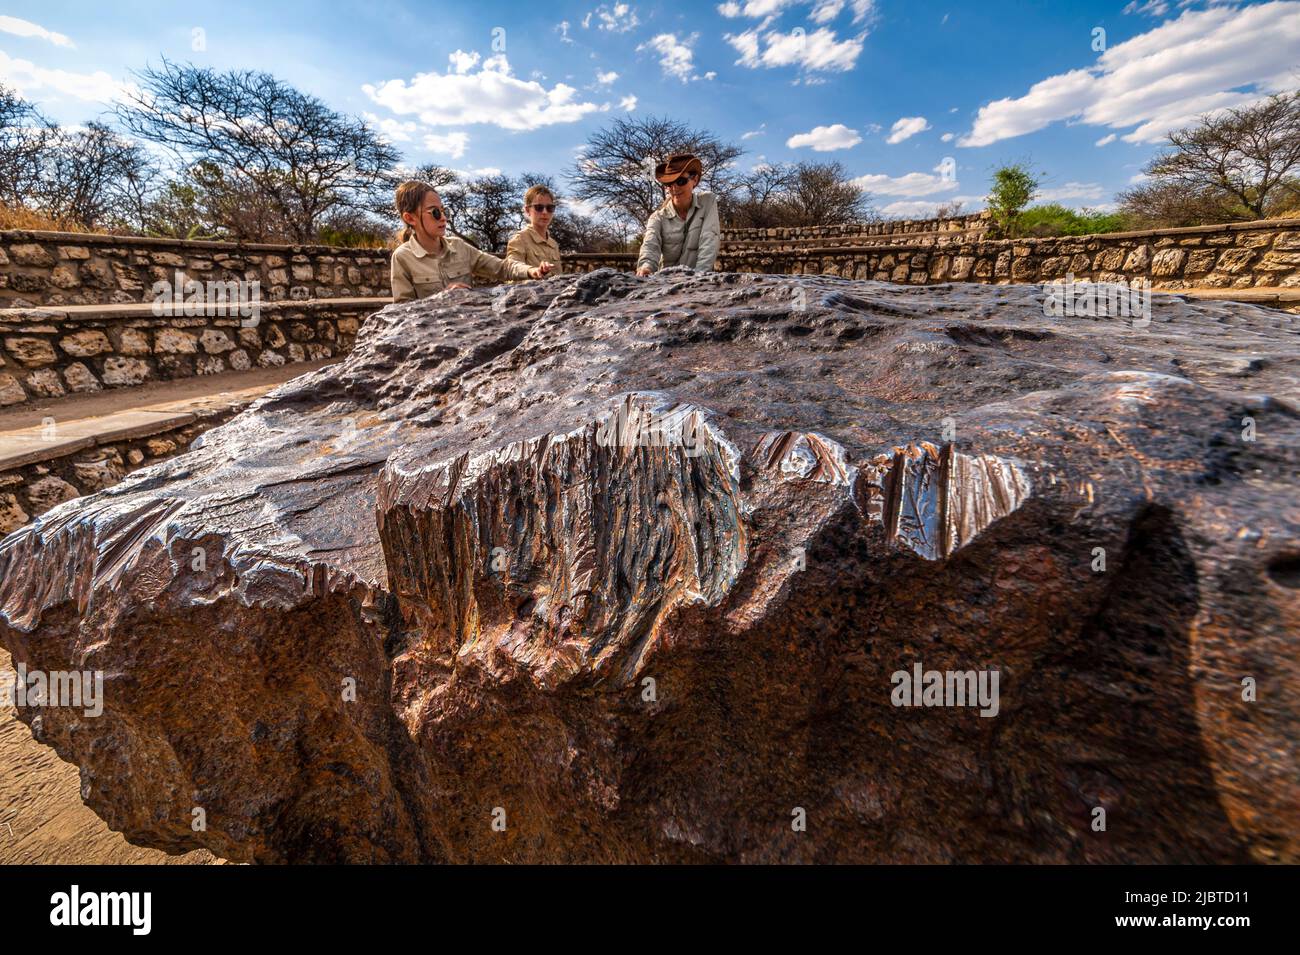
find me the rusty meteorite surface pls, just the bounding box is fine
[1,268,1297,863]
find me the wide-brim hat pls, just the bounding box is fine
[655,153,703,184]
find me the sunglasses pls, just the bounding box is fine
[529,203,556,213]
[662,174,693,188]
[422,206,444,221]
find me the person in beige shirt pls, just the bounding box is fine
[390,180,553,302]
[636,153,721,275]
[505,185,562,281]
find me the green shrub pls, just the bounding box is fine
[1015,203,1132,237]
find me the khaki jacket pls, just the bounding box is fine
[636,191,720,273]
[390,234,532,302]
[505,227,562,281]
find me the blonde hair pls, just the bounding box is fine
[523,184,555,208]
[395,180,436,243]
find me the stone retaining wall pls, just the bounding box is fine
[0,412,235,535]
[565,218,1300,295]
[0,231,391,308]
[722,212,989,246]
[0,300,374,407]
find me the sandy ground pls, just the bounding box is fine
[0,650,219,865]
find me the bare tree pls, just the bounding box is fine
[568,115,743,228]
[1,86,156,231]
[1121,91,1300,224]
[0,83,51,207]
[441,173,520,252]
[783,161,873,226]
[727,161,872,228]
[40,122,157,230]
[728,163,797,228]
[116,59,399,241]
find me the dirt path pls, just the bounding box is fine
[0,650,218,865]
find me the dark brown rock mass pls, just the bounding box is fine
[1,269,1296,863]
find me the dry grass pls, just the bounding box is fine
[0,203,94,233]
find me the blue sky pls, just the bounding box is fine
[2,0,1299,218]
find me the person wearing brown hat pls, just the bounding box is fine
[635,153,720,276]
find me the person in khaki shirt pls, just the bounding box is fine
[390,180,553,302]
[636,153,720,275]
[505,185,563,281]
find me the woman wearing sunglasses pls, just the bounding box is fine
[506,185,562,280]
[635,153,720,276]
[390,180,552,302]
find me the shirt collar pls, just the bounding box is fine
[405,235,450,259]
[665,193,699,220]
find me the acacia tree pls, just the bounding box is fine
[1120,91,1300,225]
[568,115,743,229]
[116,59,399,241]
[441,173,520,252]
[986,163,1039,236]
[0,84,155,230]
[728,161,873,227]
[782,161,873,226]
[0,83,51,207]
[41,122,157,229]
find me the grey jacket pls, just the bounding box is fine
[637,191,721,273]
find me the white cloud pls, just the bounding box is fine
[885,115,930,144]
[448,50,480,74]
[850,162,960,197]
[1095,133,1117,146]
[742,123,767,139]
[584,3,640,32]
[0,49,128,102]
[0,15,73,47]
[717,0,797,16]
[726,26,865,72]
[881,195,983,217]
[364,112,419,142]
[718,0,874,21]
[959,1,1300,147]
[363,53,601,131]
[786,122,862,151]
[940,132,955,142]
[1037,181,1106,202]
[880,200,950,217]
[619,93,638,111]
[556,21,575,44]
[1123,0,1170,15]
[596,70,619,85]
[811,0,846,21]
[424,131,470,159]
[639,33,703,82]
[451,165,503,179]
